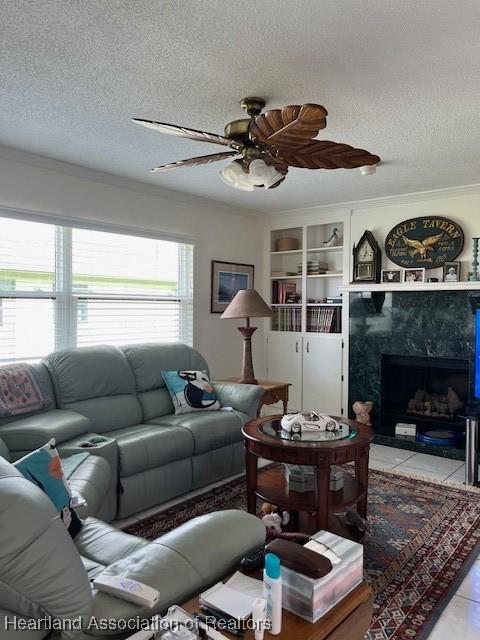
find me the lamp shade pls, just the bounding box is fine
[220,289,272,319]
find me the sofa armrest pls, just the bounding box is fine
[213,382,263,419]
[0,410,91,453]
[86,510,266,627]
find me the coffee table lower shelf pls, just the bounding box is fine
[255,466,365,513]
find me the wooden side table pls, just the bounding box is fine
[182,581,373,640]
[242,415,374,538]
[216,378,291,416]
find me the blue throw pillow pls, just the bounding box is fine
[15,438,82,538]
[162,370,220,415]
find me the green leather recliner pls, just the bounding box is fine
[0,456,266,640]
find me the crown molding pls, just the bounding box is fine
[0,145,260,219]
[266,183,480,220]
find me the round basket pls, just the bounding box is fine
[276,237,300,251]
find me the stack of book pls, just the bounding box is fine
[272,306,302,331]
[272,281,297,304]
[307,307,341,333]
[307,260,328,275]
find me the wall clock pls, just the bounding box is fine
[385,216,464,269]
[352,230,382,283]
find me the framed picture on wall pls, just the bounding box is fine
[211,260,255,313]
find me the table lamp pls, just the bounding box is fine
[220,289,272,384]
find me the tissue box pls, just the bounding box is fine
[280,530,363,623]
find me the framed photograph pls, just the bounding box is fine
[211,260,254,313]
[443,261,461,283]
[404,268,425,283]
[381,269,401,283]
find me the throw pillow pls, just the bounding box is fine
[14,438,82,538]
[162,370,220,415]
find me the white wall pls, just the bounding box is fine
[0,155,265,378]
[350,189,480,280]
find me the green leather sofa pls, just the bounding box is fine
[0,343,263,520]
[0,456,266,640]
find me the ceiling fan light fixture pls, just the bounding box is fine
[248,159,284,189]
[219,158,284,191]
[219,159,254,191]
[359,164,377,176]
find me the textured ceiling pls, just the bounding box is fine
[0,0,479,213]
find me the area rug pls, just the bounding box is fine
[124,468,480,639]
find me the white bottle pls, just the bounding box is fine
[263,553,282,635]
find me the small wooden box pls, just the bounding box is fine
[276,237,300,251]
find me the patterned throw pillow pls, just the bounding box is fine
[14,438,82,538]
[162,370,220,415]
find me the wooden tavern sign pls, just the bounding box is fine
[385,216,464,269]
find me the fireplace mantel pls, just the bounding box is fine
[341,282,480,293]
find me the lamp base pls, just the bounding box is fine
[238,326,258,385]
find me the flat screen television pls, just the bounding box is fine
[476,308,480,400]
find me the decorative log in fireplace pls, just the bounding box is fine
[381,354,469,440]
[406,387,464,419]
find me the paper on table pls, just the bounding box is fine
[225,571,264,599]
[304,540,342,566]
[200,575,260,621]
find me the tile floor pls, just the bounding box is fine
[113,444,480,638]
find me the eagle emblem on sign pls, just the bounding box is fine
[402,232,444,259]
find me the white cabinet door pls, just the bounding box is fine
[266,333,302,411]
[302,335,343,415]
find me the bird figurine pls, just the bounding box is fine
[402,233,443,259]
[323,228,340,247]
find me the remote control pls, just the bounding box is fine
[93,575,160,608]
[240,546,266,572]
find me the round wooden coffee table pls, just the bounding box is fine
[242,415,374,537]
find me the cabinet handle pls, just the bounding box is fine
[306,341,310,353]
[295,341,299,353]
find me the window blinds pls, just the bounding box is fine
[0,217,194,363]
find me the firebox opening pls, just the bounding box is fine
[380,354,469,445]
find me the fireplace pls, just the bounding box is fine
[380,354,468,444]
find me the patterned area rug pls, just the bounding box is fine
[124,468,480,639]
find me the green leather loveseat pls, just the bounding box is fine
[0,343,263,520]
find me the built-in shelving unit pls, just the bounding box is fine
[269,222,345,333]
[265,216,349,415]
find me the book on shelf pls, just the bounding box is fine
[306,307,341,333]
[272,306,301,331]
[272,281,297,304]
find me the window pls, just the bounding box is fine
[0,217,193,363]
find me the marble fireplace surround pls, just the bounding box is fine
[348,288,480,456]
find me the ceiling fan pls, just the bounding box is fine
[132,97,380,192]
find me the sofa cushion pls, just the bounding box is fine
[63,453,112,520]
[75,518,148,567]
[63,396,142,434]
[0,409,91,451]
[147,410,247,455]
[136,388,174,422]
[0,437,9,461]
[121,343,209,393]
[106,424,194,476]
[44,345,136,404]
